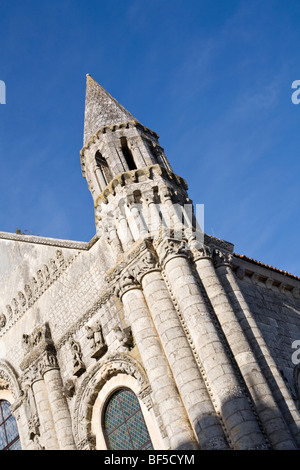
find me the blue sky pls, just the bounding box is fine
[0,0,299,276]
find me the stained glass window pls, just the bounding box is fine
[103,388,153,450]
[0,400,21,450]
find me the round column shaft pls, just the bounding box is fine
[121,286,199,450]
[32,379,59,450]
[141,269,229,449]
[155,239,268,450]
[43,368,76,450]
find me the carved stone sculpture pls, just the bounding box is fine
[24,384,40,440]
[69,339,86,377]
[113,326,134,351]
[85,321,107,359]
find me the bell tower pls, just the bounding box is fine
[80,75,198,258]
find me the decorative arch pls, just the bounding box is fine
[72,353,163,450]
[0,361,23,450]
[0,361,21,402]
[91,374,164,450]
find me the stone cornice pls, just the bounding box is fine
[0,231,99,250]
[232,255,300,299]
[94,164,188,205]
[81,120,159,154]
[233,253,300,283]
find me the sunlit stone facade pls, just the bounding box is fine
[0,76,300,450]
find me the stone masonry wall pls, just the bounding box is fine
[234,262,300,408]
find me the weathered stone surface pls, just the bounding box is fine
[0,76,299,451]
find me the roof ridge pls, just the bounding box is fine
[234,253,300,281]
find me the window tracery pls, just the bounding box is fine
[103,388,153,450]
[0,400,21,450]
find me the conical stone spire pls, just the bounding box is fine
[83,74,138,145]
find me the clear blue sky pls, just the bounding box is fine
[0,0,299,276]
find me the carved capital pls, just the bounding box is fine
[113,272,140,299]
[191,244,212,262]
[21,364,42,386]
[213,249,233,269]
[20,323,59,379]
[39,349,59,375]
[129,249,160,284]
[154,237,189,268]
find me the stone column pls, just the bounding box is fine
[95,165,107,191]
[20,322,75,450]
[117,208,135,251]
[155,237,268,450]
[191,245,297,450]
[162,189,183,233]
[126,199,148,241]
[211,249,300,448]
[144,192,161,235]
[31,378,59,449]
[106,143,127,174]
[127,137,149,167]
[117,276,199,450]
[43,360,76,450]
[101,216,123,262]
[136,250,228,449]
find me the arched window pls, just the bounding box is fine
[103,388,153,450]
[95,150,113,185]
[0,400,21,450]
[120,137,137,171]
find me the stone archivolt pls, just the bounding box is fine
[0,361,21,400]
[72,353,152,450]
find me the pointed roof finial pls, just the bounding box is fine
[83,75,137,145]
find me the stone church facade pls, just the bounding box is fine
[0,75,300,451]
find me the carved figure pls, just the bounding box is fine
[86,321,107,358]
[69,339,86,377]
